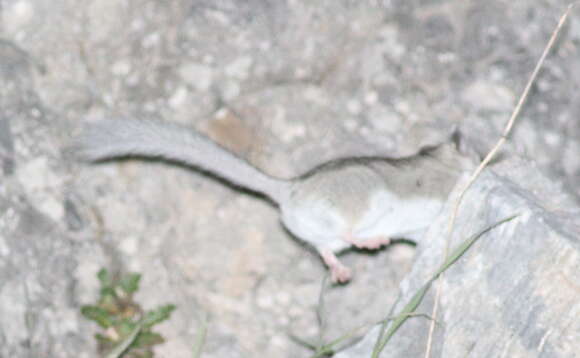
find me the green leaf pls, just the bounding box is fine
[116,318,138,338]
[81,305,114,328]
[99,287,119,310]
[120,273,141,295]
[97,268,112,287]
[136,351,154,358]
[141,304,176,329]
[100,286,116,297]
[95,333,114,344]
[105,322,143,358]
[134,331,165,348]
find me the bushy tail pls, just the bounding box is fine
[75,119,290,203]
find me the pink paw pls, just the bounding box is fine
[319,249,353,283]
[331,264,352,283]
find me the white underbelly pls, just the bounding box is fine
[352,190,444,241]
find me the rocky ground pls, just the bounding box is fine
[1,1,579,357]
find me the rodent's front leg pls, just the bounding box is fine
[318,248,352,283]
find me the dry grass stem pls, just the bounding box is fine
[423,4,576,358]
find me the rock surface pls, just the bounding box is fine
[337,160,580,357]
[0,1,579,357]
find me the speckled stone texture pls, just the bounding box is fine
[1,1,579,357]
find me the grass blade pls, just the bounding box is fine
[105,322,143,358]
[372,214,518,357]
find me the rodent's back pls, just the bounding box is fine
[280,147,467,245]
[292,162,387,223]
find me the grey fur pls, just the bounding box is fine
[76,119,291,203]
[76,118,469,282]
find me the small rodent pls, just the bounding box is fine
[76,119,469,283]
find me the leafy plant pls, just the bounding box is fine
[81,268,176,358]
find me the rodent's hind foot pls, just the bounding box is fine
[330,264,352,283]
[319,248,352,283]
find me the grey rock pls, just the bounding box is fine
[336,158,580,357]
[0,195,92,358]
[1,0,579,357]
[0,117,15,175]
[0,40,102,358]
